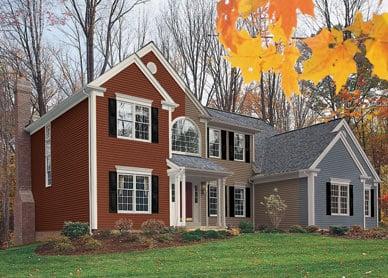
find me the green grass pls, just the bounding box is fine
[0,234,387,277]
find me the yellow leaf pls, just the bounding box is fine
[269,19,288,44]
[278,45,301,96]
[347,12,373,37]
[238,0,268,17]
[301,29,359,92]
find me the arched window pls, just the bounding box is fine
[172,117,200,155]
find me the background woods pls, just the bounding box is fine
[0,0,387,242]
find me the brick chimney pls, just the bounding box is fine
[14,77,35,245]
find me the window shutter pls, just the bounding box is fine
[349,185,354,216]
[207,184,210,217]
[326,182,331,215]
[370,188,375,217]
[108,98,117,137]
[225,186,228,217]
[221,130,227,160]
[245,135,250,163]
[245,187,251,218]
[228,132,234,161]
[109,171,117,213]
[229,186,235,217]
[152,175,159,213]
[207,127,210,158]
[151,107,159,143]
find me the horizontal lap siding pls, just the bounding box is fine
[97,60,185,230]
[254,178,306,229]
[31,100,89,231]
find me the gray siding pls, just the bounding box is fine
[299,178,308,226]
[315,139,377,228]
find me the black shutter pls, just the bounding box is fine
[370,189,375,218]
[151,107,159,143]
[349,185,354,216]
[108,98,117,137]
[326,182,331,215]
[229,132,234,161]
[245,135,250,163]
[221,130,227,160]
[245,187,251,218]
[229,186,235,217]
[207,184,210,217]
[152,175,159,213]
[207,127,210,158]
[109,171,117,213]
[225,186,228,217]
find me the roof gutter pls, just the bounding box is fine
[251,169,320,184]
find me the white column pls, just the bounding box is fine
[217,179,222,227]
[362,178,366,229]
[375,182,379,227]
[307,172,317,226]
[222,178,227,227]
[175,174,181,226]
[205,183,209,227]
[181,173,186,226]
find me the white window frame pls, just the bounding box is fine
[330,180,350,216]
[171,116,201,156]
[116,95,152,143]
[365,187,371,217]
[45,124,52,188]
[234,186,246,217]
[209,184,218,217]
[234,133,245,162]
[116,169,152,214]
[209,128,221,159]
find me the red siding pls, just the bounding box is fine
[96,61,186,229]
[31,100,89,231]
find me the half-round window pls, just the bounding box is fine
[172,118,200,155]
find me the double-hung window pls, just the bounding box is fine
[234,133,245,161]
[117,98,151,141]
[209,184,218,216]
[209,128,221,158]
[45,124,52,187]
[234,187,246,217]
[331,183,349,215]
[365,189,371,217]
[117,173,151,213]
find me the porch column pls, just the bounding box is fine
[205,183,209,227]
[175,174,181,226]
[217,179,222,227]
[222,178,227,227]
[181,172,186,226]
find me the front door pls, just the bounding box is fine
[192,184,200,224]
[186,182,193,221]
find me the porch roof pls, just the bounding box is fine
[169,154,231,176]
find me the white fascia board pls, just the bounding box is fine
[332,119,381,182]
[252,169,312,184]
[309,132,369,177]
[136,42,210,117]
[25,85,106,135]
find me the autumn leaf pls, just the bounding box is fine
[238,0,268,17]
[277,45,301,96]
[268,0,314,38]
[301,29,359,92]
[347,12,373,37]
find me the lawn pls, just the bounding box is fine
[0,233,387,277]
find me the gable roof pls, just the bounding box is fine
[254,119,342,175]
[169,154,227,173]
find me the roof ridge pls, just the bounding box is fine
[272,118,343,137]
[205,106,269,123]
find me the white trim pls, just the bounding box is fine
[330,181,350,216]
[310,132,368,177]
[136,42,210,117]
[330,178,351,185]
[252,169,316,184]
[115,166,153,175]
[208,128,221,159]
[233,132,245,162]
[364,187,371,218]
[208,183,218,217]
[168,108,172,159]
[115,93,153,106]
[333,119,381,182]
[171,116,201,156]
[44,124,52,188]
[25,85,106,135]
[233,186,246,218]
[307,171,317,225]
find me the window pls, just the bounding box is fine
[45,124,52,187]
[331,183,349,215]
[117,100,150,141]
[172,118,199,155]
[209,129,221,158]
[234,133,245,161]
[365,189,371,217]
[171,183,175,203]
[194,185,199,204]
[234,187,245,217]
[209,185,218,216]
[117,173,150,213]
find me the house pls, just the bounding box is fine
[14,42,380,244]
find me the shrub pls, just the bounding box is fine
[79,235,102,250]
[115,231,140,243]
[228,227,241,236]
[153,233,173,243]
[182,230,203,242]
[239,221,254,233]
[203,230,227,239]
[329,226,349,236]
[141,219,166,235]
[51,237,75,253]
[257,225,268,232]
[306,225,319,233]
[114,219,133,233]
[62,222,89,239]
[93,230,112,240]
[260,227,285,233]
[260,188,287,229]
[289,225,307,233]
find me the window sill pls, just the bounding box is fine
[209,155,221,159]
[117,136,151,143]
[209,214,218,217]
[172,151,201,157]
[117,210,152,214]
[330,213,350,216]
[234,215,245,218]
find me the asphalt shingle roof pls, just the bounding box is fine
[255,119,342,175]
[170,154,227,172]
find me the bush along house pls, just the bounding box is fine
[14,42,380,244]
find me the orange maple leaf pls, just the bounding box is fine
[268,0,314,38]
